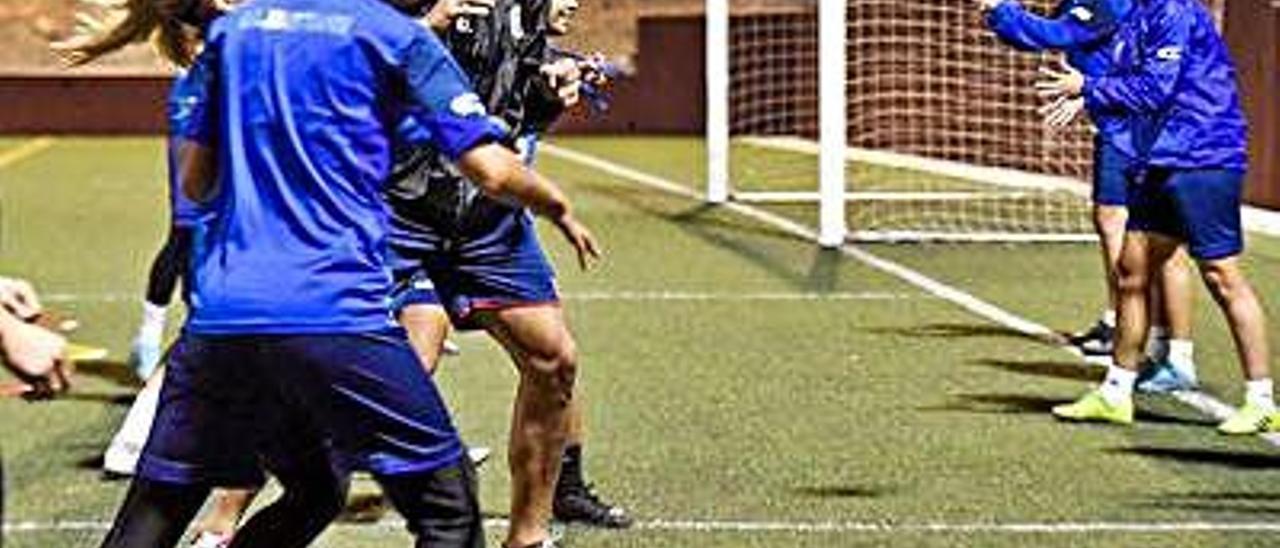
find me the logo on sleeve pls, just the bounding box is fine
[450,93,487,117]
[1156,46,1183,61]
[509,5,526,40]
[1069,6,1095,21]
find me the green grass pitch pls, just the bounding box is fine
[2,136,1280,547]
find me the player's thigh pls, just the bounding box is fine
[479,305,576,370]
[399,303,452,371]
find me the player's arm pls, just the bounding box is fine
[173,48,221,202]
[425,0,495,32]
[1039,6,1189,113]
[0,278,66,389]
[979,0,1120,51]
[403,36,601,268]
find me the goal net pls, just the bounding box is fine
[706,0,1224,244]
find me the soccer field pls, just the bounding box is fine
[2,136,1280,547]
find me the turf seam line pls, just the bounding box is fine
[0,137,56,171]
[9,518,1280,535]
[541,143,1280,448]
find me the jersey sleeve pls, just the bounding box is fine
[1083,5,1190,114]
[987,0,1122,51]
[170,49,219,146]
[401,32,509,160]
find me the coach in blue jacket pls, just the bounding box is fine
[1038,0,1277,434]
[979,0,1199,392]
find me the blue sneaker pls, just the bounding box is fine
[128,338,162,381]
[1135,359,1198,394]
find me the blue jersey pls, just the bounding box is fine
[986,0,1133,140]
[178,0,507,334]
[1082,0,1247,170]
[166,67,213,228]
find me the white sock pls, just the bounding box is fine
[1166,339,1197,380]
[104,376,163,475]
[137,301,168,343]
[1245,379,1275,411]
[1101,309,1117,328]
[1099,365,1137,405]
[1146,327,1170,362]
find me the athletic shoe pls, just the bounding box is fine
[66,342,109,362]
[1135,360,1199,394]
[190,531,233,548]
[128,337,162,381]
[1217,402,1276,435]
[442,339,462,356]
[553,482,633,529]
[467,446,492,468]
[1069,321,1114,356]
[1051,391,1134,425]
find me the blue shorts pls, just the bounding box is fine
[390,211,559,330]
[1126,167,1245,260]
[1092,136,1131,207]
[137,330,465,486]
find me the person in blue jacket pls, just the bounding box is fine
[977,0,1199,393]
[1037,0,1277,434]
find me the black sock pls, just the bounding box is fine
[559,444,584,490]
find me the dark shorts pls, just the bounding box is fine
[137,330,464,486]
[1092,136,1131,207]
[1126,167,1245,260]
[390,211,559,330]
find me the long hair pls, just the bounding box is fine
[55,0,200,68]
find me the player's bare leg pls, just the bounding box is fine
[1072,204,1127,355]
[1136,247,1199,392]
[1195,254,1276,434]
[399,303,453,376]
[480,305,576,547]
[191,488,258,546]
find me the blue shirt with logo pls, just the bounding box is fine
[176,0,507,334]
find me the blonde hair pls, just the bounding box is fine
[55,0,200,68]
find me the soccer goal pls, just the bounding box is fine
[706,0,1110,245]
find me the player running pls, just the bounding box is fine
[975,0,1199,392]
[1038,0,1277,433]
[95,0,598,547]
[388,0,631,540]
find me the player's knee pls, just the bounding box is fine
[1116,259,1149,294]
[1093,208,1126,238]
[522,341,578,401]
[1199,262,1248,305]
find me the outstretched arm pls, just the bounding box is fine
[979,0,1122,51]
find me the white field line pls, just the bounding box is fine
[9,518,1280,535]
[0,137,56,170]
[38,291,920,304]
[540,144,1280,448]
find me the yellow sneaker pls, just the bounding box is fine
[65,342,108,362]
[1217,402,1275,435]
[1052,390,1134,425]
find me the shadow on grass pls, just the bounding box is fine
[75,360,144,389]
[1136,491,1280,515]
[866,323,1057,346]
[972,358,1101,382]
[923,393,1208,426]
[337,493,390,523]
[1109,447,1280,470]
[59,391,134,406]
[792,485,895,499]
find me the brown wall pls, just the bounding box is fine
[1226,2,1280,209]
[0,75,170,134]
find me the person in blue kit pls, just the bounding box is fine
[1036,0,1278,433]
[386,1,631,543]
[976,0,1199,392]
[96,0,600,546]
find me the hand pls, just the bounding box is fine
[552,213,602,271]
[1039,95,1085,129]
[0,277,44,320]
[541,58,583,107]
[1034,58,1085,99]
[1,316,70,399]
[426,0,495,31]
[577,53,613,87]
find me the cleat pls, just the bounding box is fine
[1051,390,1133,425]
[554,482,632,529]
[467,446,492,468]
[1263,412,1280,434]
[1218,402,1275,435]
[1135,359,1199,394]
[1069,321,1114,356]
[128,337,163,381]
[191,531,233,548]
[66,342,109,362]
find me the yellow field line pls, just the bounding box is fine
[0,137,57,171]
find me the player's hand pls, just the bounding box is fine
[1034,58,1084,99]
[578,53,613,87]
[0,276,44,320]
[1039,95,1085,129]
[427,0,495,31]
[553,213,602,271]
[541,58,584,107]
[1,318,68,395]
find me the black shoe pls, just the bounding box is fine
[1068,320,1114,356]
[553,482,633,529]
